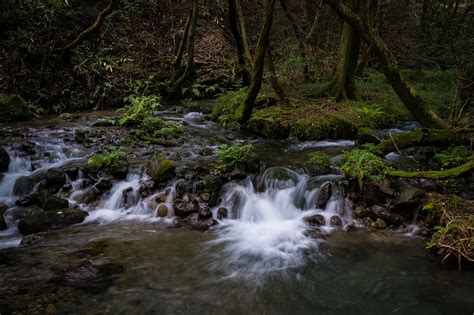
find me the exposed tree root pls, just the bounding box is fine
[388,159,474,179]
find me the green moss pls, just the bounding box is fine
[214,144,255,172]
[87,151,129,177]
[388,159,474,179]
[305,152,331,174]
[145,156,176,182]
[59,113,79,121]
[211,88,248,127]
[118,95,161,126]
[140,116,183,139]
[342,149,392,186]
[434,146,470,168]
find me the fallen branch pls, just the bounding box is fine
[137,134,177,147]
[388,159,474,179]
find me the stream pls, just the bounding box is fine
[0,107,473,314]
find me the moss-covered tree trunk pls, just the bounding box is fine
[327,0,361,101]
[235,0,254,72]
[169,0,198,98]
[266,47,288,102]
[323,0,449,128]
[228,0,250,86]
[279,0,310,81]
[172,11,192,82]
[241,0,276,124]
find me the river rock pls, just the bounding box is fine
[198,203,212,220]
[354,206,370,219]
[229,167,246,180]
[13,176,35,196]
[0,204,8,230]
[374,218,387,229]
[15,191,40,207]
[316,182,333,209]
[17,208,88,235]
[370,205,404,226]
[200,192,210,202]
[305,214,325,226]
[146,156,175,183]
[156,204,168,217]
[330,215,343,226]
[217,207,228,220]
[0,147,10,172]
[20,234,42,247]
[174,198,199,217]
[42,196,69,211]
[185,213,216,231]
[77,179,112,204]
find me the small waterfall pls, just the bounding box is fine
[209,167,351,279]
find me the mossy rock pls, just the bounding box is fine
[87,151,129,178]
[356,127,380,145]
[146,156,176,182]
[0,94,31,122]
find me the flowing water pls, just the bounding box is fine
[0,109,473,314]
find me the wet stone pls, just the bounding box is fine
[156,204,168,217]
[217,207,228,220]
[305,214,325,226]
[330,215,343,226]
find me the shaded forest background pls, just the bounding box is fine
[0,0,471,118]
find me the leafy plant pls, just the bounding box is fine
[140,116,183,139]
[211,88,248,127]
[119,95,161,126]
[434,146,470,168]
[214,144,255,171]
[306,152,331,174]
[341,149,392,187]
[87,150,129,176]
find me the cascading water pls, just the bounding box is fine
[209,167,352,279]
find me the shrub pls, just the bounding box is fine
[140,116,183,139]
[341,149,392,186]
[211,88,248,127]
[305,152,331,174]
[434,146,470,168]
[214,144,255,171]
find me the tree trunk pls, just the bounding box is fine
[172,11,192,82]
[228,0,250,86]
[305,0,324,43]
[327,0,361,101]
[323,0,449,128]
[169,0,198,98]
[241,0,277,124]
[266,47,288,102]
[235,0,254,71]
[279,0,310,81]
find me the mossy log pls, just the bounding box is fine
[370,128,474,156]
[138,134,177,147]
[388,159,474,179]
[63,0,117,51]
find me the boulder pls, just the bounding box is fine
[12,176,35,196]
[77,179,112,204]
[17,208,88,235]
[42,196,69,211]
[394,186,424,211]
[15,191,40,207]
[305,214,326,226]
[229,167,246,180]
[316,182,333,209]
[0,147,10,172]
[146,157,175,183]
